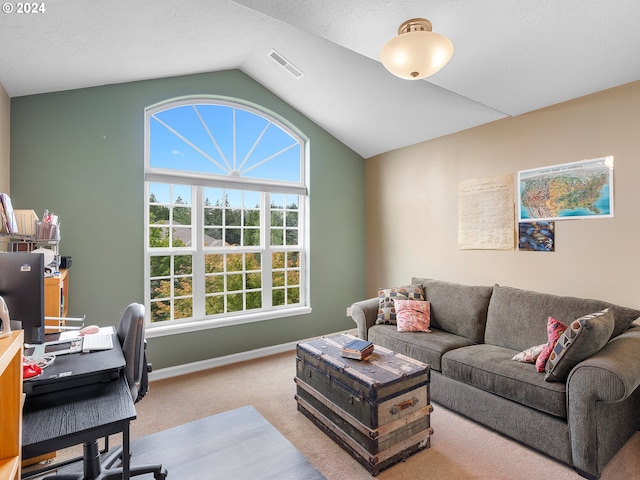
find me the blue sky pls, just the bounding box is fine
[149,104,301,198]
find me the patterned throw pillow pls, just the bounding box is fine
[535,317,567,373]
[395,300,431,332]
[545,309,614,382]
[512,344,546,363]
[376,285,425,325]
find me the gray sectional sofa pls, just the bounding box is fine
[350,277,640,479]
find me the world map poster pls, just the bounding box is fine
[518,156,614,222]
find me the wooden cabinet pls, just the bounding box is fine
[44,269,69,329]
[0,330,24,480]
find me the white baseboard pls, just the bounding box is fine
[148,340,298,381]
[148,328,357,382]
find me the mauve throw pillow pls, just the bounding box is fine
[536,317,567,373]
[545,309,614,382]
[394,299,431,332]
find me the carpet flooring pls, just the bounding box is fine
[27,348,640,479]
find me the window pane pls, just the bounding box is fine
[172,227,191,247]
[227,293,243,312]
[150,300,171,322]
[149,183,170,203]
[273,271,285,287]
[271,229,283,245]
[225,208,241,226]
[174,255,192,275]
[149,227,170,248]
[204,208,222,227]
[285,194,299,209]
[272,252,285,269]
[173,206,191,225]
[225,228,241,246]
[287,287,300,305]
[150,256,171,276]
[206,296,224,315]
[271,211,283,227]
[227,273,243,291]
[246,272,261,289]
[150,279,170,300]
[243,228,260,246]
[226,254,242,271]
[173,185,191,204]
[287,270,299,285]
[246,253,261,269]
[244,209,260,227]
[174,277,192,296]
[204,227,222,246]
[287,252,300,268]
[285,229,298,245]
[272,289,285,307]
[205,275,224,293]
[286,210,298,227]
[205,254,224,273]
[150,205,169,224]
[174,298,193,319]
[246,291,261,310]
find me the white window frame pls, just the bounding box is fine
[144,97,311,338]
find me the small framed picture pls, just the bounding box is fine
[518,222,554,252]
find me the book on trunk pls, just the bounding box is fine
[341,339,374,360]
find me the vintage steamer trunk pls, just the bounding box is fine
[295,334,432,476]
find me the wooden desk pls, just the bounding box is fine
[22,376,136,479]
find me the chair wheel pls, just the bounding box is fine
[154,468,168,479]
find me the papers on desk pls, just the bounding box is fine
[58,326,115,341]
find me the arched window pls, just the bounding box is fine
[144,98,309,334]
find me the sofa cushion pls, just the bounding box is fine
[441,344,568,418]
[394,299,431,332]
[376,284,425,325]
[368,324,474,372]
[484,285,640,352]
[536,317,568,373]
[545,308,614,382]
[412,278,493,343]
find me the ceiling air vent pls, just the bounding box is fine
[268,49,304,79]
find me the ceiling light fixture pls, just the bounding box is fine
[380,18,454,80]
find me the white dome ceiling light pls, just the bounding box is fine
[380,18,454,80]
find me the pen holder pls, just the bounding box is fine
[35,220,61,241]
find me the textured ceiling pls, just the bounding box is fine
[1,0,639,158]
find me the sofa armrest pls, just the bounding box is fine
[566,326,640,478]
[568,326,640,402]
[350,298,378,340]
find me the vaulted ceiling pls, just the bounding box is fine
[1,0,639,158]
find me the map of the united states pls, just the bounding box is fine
[520,169,609,219]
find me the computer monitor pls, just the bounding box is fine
[0,252,45,344]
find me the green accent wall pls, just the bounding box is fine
[10,70,366,369]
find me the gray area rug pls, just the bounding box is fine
[38,405,325,480]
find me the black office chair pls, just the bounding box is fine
[45,303,167,480]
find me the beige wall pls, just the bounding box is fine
[0,82,8,194]
[366,80,640,309]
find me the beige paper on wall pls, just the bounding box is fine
[458,173,515,250]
